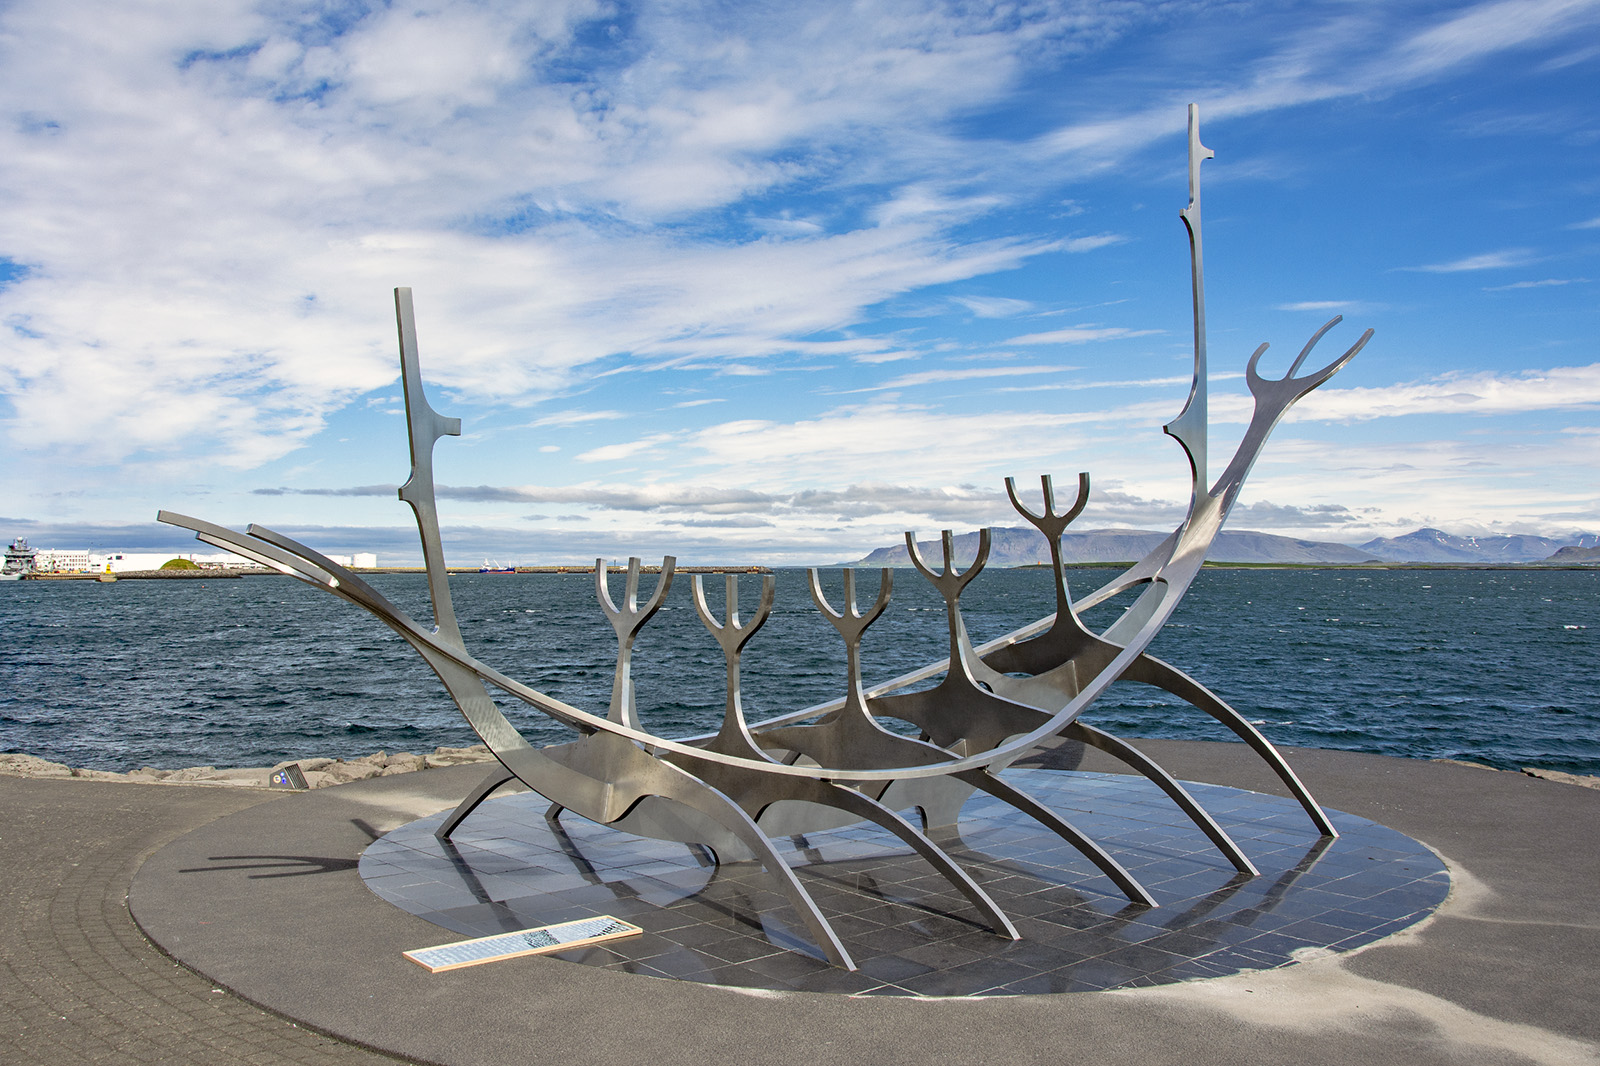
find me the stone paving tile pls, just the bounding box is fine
[362,769,1450,999]
[1,776,408,1065]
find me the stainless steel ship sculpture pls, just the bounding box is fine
[161,107,1371,970]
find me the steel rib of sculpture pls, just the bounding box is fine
[159,106,1371,971]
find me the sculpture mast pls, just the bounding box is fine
[1165,103,1214,508]
[393,287,466,646]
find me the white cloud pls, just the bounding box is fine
[1005,327,1162,345]
[336,8,530,116]
[530,409,625,427]
[993,373,1215,394]
[871,185,1006,227]
[4,0,1589,476]
[1386,0,1600,79]
[749,214,825,237]
[850,349,922,365]
[857,364,1075,391]
[2,0,1132,471]
[1289,363,1600,421]
[1,0,1596,557]
[576,433,678,463]
[1401,249,1539,273]
[1029,0,1600,174]
[1060,234,1125,253]
[1482,278,1589,291]
[1243,428,1600,542]
[662,403,1116,490]
[951,296,1032,318]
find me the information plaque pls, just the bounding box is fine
[404,915,642,973]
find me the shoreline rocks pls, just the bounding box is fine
[1519,766,1600,790]
[0,744,498,790]
[1430,757,1600,790]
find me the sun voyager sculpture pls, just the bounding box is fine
[162,106,1371,971]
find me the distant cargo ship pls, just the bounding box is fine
[478,561,516,574]
[2,537,36,580]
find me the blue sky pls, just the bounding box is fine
[1,0,1597,564]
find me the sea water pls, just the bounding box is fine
[2,567,1595,775]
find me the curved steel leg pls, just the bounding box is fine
[1123,654,1339,837]
[658,778,857,970]
[1066,721,1258,875]
[817,782,1019,939]
[434,765,518,840]
[955,769,1157,907]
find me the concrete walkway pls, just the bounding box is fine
[0,774,402,1064]
[6,741,1599,1065]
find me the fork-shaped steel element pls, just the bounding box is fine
[985,476,1344,844]
[908,518,1094,717]
[902,521,1075,710]
[1005,473,1090,652]
[976,477,1263,872]
[853,529,1160,904]
[815,567,892,716]
[983,472,1110,680]
[597,556,676,731]
[678,571,1020,945]
[1007,472,1089,537]
[892,526,1060,734]
[692,573,776,760]
[889,527,1061,745]
[1217,317,1372,509]
[906,528,988,613]
[757,568,952,773]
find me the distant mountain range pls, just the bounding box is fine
[850,526,1600,567]
[1356,528,1600,563]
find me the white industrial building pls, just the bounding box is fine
[92,550,377,573]
[13,546,378,573]
[31,548,91,572]
[89,551,264,573]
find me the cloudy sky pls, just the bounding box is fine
[2,0,1597,565]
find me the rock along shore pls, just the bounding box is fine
[0,745,499,790]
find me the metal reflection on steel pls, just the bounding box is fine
[161,106,1371,971]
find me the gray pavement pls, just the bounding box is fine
[0,775,404,1064]
[6,741,1599,1065]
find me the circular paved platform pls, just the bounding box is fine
[361,770,1447,996]
[122,743,1600,1066]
